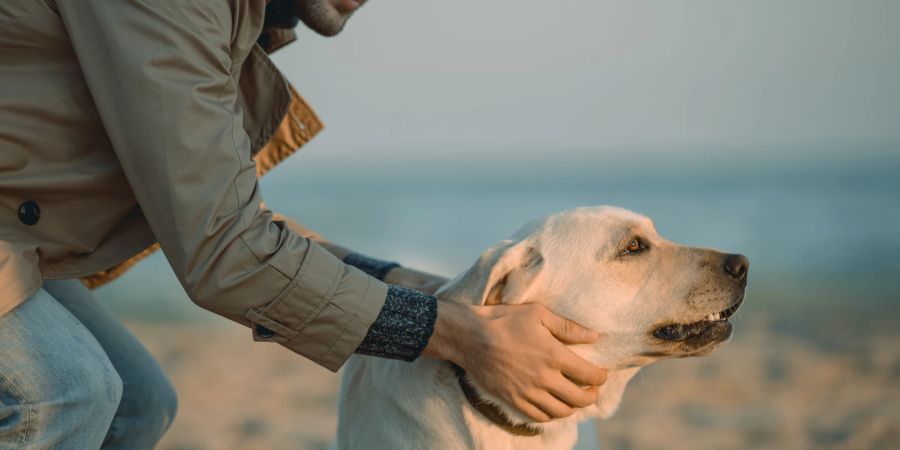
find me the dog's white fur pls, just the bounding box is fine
[336,206,746,450]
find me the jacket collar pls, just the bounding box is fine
[259,0,299,53]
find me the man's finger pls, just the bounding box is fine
[549,377,600,408]
[541,309,601,344]
[529,392,577,421]
[559,349,608,387]
[515,399,552,423]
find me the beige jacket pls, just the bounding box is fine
[0,0,388,371]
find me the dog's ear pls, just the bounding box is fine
[436,239,543,306]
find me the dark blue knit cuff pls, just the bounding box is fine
[343,253,401,281]
[355,285,438,362]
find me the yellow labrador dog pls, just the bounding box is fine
[337,206,748,449]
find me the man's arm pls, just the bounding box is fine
[273,212,448,294]
[56,0,386,371]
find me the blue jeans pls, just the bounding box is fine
[0,280,177,449]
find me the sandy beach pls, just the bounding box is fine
[132,290,898,450]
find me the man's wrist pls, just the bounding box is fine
[381,265,403,284]
[422,302,475,365]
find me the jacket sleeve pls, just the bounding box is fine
[56,0,387,371]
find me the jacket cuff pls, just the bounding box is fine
[245,243,388,371]
[355,285,438,362]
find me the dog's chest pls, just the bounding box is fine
[338,355,580,450]
[463,409,579,450]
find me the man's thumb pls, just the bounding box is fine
[543,312,601,344]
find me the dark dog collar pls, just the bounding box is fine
[450,364,542,437]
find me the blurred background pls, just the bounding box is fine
[94,0,899,448]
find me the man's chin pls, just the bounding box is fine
[294,1,353,37]
[304,20,347,37]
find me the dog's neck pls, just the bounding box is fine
[448,362,643,435]
[450,364,542,437]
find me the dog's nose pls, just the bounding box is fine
[724,254,749,282]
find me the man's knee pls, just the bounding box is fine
[16,336,124,448]
[62,354,125,422]
[40,278,178,446]
[38,319,125,422]
[0,290,124,448]
[105,361,178,447]
[141,370,178,434]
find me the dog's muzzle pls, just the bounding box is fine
[652,296,743,342]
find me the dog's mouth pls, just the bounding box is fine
[652,296,743,342]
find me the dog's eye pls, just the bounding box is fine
[620,238,647,255]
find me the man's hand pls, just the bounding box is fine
[423,302,607,423]
[384,266,448,295]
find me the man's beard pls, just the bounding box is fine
[293,0,349,37]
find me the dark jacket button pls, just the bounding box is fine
[18,200,40,226]
[255,324,276,338]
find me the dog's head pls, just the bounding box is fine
[436,206,748,419]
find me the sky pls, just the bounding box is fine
[270,0,900,165]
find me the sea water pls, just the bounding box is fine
[96,152,900,321]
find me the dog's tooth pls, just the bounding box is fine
[705,314,714,321]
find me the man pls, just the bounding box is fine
[0,0,608,447]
